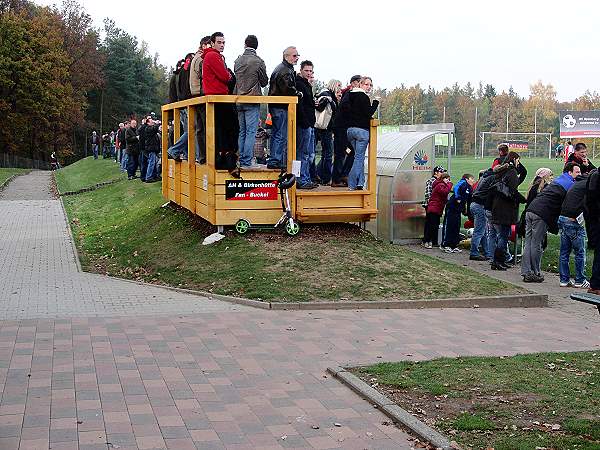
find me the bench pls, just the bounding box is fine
[570,292,600,314]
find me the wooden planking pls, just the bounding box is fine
[168,189,175,201]
[215,208,284,226]
[168,178,174,190]
[162,95,298,111]
[298,213,377,224]
[297,194,364,209]
[180,194,190,210]
[161,109,169,198]
[195,187,208,204]
[194,201,209,219]
[187,106,196,213]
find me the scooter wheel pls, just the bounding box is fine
[285,221,300,236]
[235,219,250,235]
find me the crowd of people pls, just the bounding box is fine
[91,112,162,183]
[165,32,380,189]
[421,142,600,295]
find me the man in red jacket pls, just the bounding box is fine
[202,32,238,169]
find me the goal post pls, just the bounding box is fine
[479,132,552,159]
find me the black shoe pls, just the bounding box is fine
[297,182,318,190]
[267,163,282,170]
[469,255,487,261]
[491,261,507,271]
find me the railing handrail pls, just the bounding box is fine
[162,95,298,112]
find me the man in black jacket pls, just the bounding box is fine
[138,117,148,182]
[331,75,360,187]
[144,117,162,182]
[267,46,299,169]
[567,142,596,174]
[295,61,317,189]
[557,174,590,288]
[125,119,140,180]
[586,169,600,294]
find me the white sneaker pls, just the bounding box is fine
[442,247,454,253]
[425,242,433,249]
[452,248,463,253]
[559,279,574,287]
[573,280,590,289]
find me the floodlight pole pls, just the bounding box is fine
[534,107,538,157]
[474,107,478,158]
[443,106,446,123]
[411,105,414,125]
[506,108,509,138]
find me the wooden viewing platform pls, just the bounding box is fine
[161,95,378,230]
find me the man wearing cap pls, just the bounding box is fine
[331,75,361,187]
[421,165,445,247]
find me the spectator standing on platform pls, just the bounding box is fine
[234,34,268,169]
[267,46,299,169]
[295,60,318,189]
[315,79,341,185]
[345,76,379,190]
[331,75,361,187]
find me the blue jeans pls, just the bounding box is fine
[167,131,188,159]
[146,152,159,180]
[139,152,148,181]
[237,104,260,166]
[470,202,489,257]
[308,128,317,181]
[121,151,129,172]
[316,129,334,184]
[296,127,312,186]
[92,144,98,159]
[268,108,287,168]
[558,216,587,283]
[127,152,139,178]
[492,223,511,264]
[486,210,512,261]
[346,127,369,189]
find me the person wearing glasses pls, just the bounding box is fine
[267,46,300,169]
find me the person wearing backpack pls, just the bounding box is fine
[315,79,341,185]
[490,152,526,270]
[234,34,268,169]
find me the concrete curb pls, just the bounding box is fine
[60,178,124,196]
[59,195,83,273]
[327,366,454,450]
[0,174,19,191]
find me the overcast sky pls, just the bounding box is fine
[35,0,597,101]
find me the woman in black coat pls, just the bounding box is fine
[490,151,526,270]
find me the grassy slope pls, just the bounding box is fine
[54,156,126,194]
[357,352,600,449]
[0,168,28,185]
[62,176,522,302]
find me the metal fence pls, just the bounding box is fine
[0,153,50,170]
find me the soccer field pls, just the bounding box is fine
[436,156,567,189]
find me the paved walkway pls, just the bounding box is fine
[0,172,599,450]
[408,244,599,320]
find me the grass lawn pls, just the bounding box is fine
[0,168,29,185]
[61,176,523,302]
[54,156,125,194]
[355,352,600,449]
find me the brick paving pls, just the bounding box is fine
[1,172,599,449]
[409,244,600,320]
